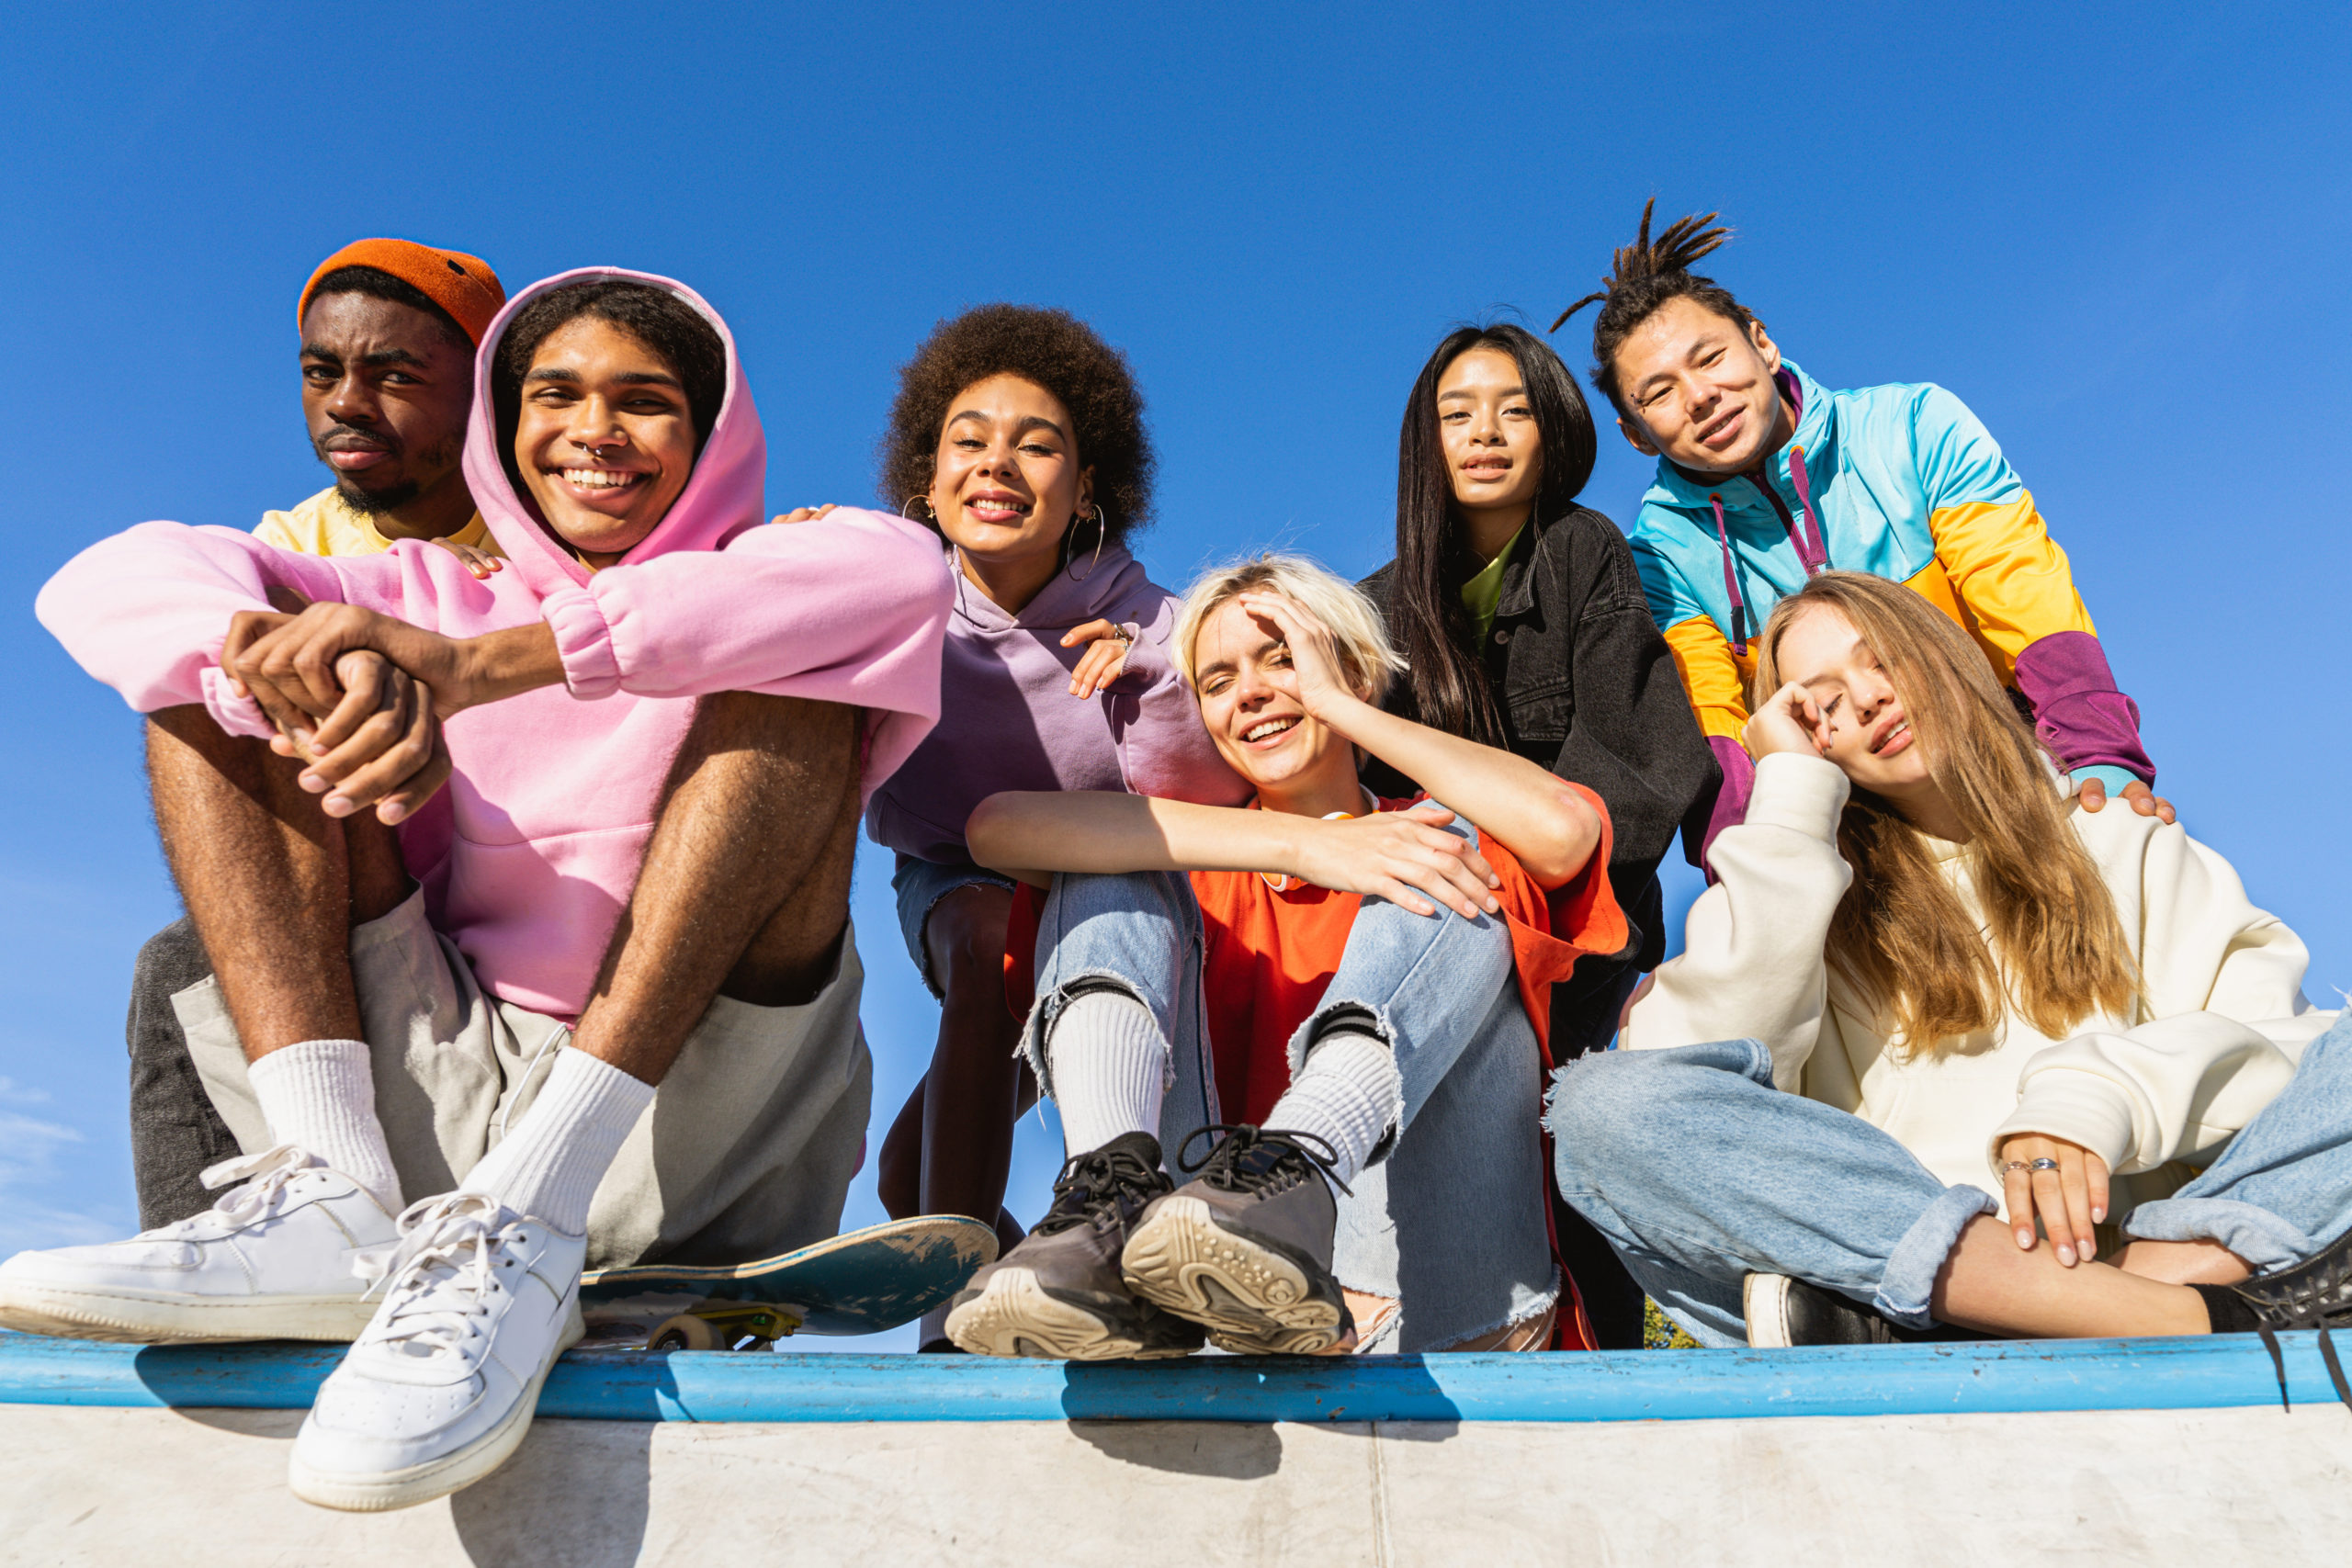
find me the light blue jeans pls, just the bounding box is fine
[1548,1020,2352,1347]
[1021,838,1557,1351]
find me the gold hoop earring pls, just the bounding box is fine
[1066,505,1109,582]
[901,493,937,523]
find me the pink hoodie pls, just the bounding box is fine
[38,268,953,1019]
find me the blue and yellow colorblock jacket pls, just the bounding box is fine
[1628,361,2154,852]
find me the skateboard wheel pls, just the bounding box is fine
[650,1314,726,1352]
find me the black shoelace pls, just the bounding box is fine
[1031,1143,1168,1237]
[2249,1307,2352,1415]
[2230,1242,2352,1413]
[1174,1124,1352,1200]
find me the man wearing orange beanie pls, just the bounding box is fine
[125,239,509,1227]
[260,239,508,561]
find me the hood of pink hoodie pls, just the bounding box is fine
[463,267,765,592]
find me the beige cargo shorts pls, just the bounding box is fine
[176,890,873,1271]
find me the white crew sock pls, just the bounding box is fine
[1046,988,1169,1156]
[1263,1027,1399,1186]
[246,1038,405,1214]
[460,1047,653,1235]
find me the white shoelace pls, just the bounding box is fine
[139,1144,315,1238]
[363,1192,525,1363]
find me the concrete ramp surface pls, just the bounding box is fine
[5,1332,2350,1562]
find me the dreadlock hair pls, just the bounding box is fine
[1391,322,1596,745]
[1549,199,1758,421]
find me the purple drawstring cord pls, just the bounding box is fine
[1785,444,1829,574]
[1709,493,1748,656]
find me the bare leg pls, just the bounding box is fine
[1931,1215,2211,1337]
[877,1084,926,1218]
[146,706,408,1061]
[917,885,1030,1245]
[882,1068,1034,1251]
[566,692,862,1085]
[2114,1237,2254,1287]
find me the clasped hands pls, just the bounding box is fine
[220,591,485,826]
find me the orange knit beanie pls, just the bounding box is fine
[298,239,507,345]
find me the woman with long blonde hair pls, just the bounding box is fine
[1548,571,2352,1385]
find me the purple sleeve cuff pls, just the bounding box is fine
[2011,631,2155,784]
[540,585,622,700]
[1698,734,1756,877]
[1107,619,1168,694]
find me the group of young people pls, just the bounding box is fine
[1,205,2347,1516]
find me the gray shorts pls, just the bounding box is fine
[889,852,1015,999]
[175,891,872,1271]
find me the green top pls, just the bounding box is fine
[1459,525,1528,645]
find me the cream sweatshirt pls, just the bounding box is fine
[1623,752,2332,1213]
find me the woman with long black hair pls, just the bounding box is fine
[1360,322,1718,1345]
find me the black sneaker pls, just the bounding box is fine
[1743,1273,1989,1348]
[944,1132,1204,1360]
[1120,1125,1356,1356]
[2210,1225,2352,1412]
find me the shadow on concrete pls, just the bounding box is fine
[1368,1416,1460,1448]
[166,1404,306,1438]
[1066,1418,1285,1478]
[449,1417,655,1566]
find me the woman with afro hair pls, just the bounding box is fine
[854,306,1246,1348]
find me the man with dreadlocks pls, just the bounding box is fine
[1555,203,2165,858]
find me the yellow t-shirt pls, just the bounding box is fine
[1458,524,1527,645]
[253,486,500,560]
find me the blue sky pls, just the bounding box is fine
[3,5,2346,1348]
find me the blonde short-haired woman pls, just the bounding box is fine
[1550,571,2352,1393]
[942,554,1627,1359]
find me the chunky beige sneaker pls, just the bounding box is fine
[947,1132,1204,1360]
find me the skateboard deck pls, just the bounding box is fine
[578,1215,998,1349]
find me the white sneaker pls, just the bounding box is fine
[288,1191,585,1513]
[0,1145,396,1344]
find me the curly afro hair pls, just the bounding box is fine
[877,304,1153,546]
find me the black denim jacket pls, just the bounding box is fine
[1360,506,1720,1045]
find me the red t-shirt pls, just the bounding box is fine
[1005,790,1628,1122]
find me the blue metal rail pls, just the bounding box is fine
[1,1330,2341,1423]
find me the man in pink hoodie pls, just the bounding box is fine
[4,271,953,1512]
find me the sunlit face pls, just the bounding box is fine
[1772,604,1933,797]
[1436,347,1544,518]
[1612,295,1787,475]
[513,315,698,567]
[1189,598,1358,797]
[927,374,1094,570]
[300,292,473,514]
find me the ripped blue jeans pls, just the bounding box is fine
[1548,1021,2352,1348]
[1020,854,1557,1352]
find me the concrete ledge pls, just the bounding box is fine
[7,1403,2351,1564]
[2,1328,2341,1422]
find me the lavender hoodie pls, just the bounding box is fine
[39,268,953,1018]
[865,545,1246,863]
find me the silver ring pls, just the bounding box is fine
[2028,1156,2062,1173]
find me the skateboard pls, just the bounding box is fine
[577,1215,998,1351]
